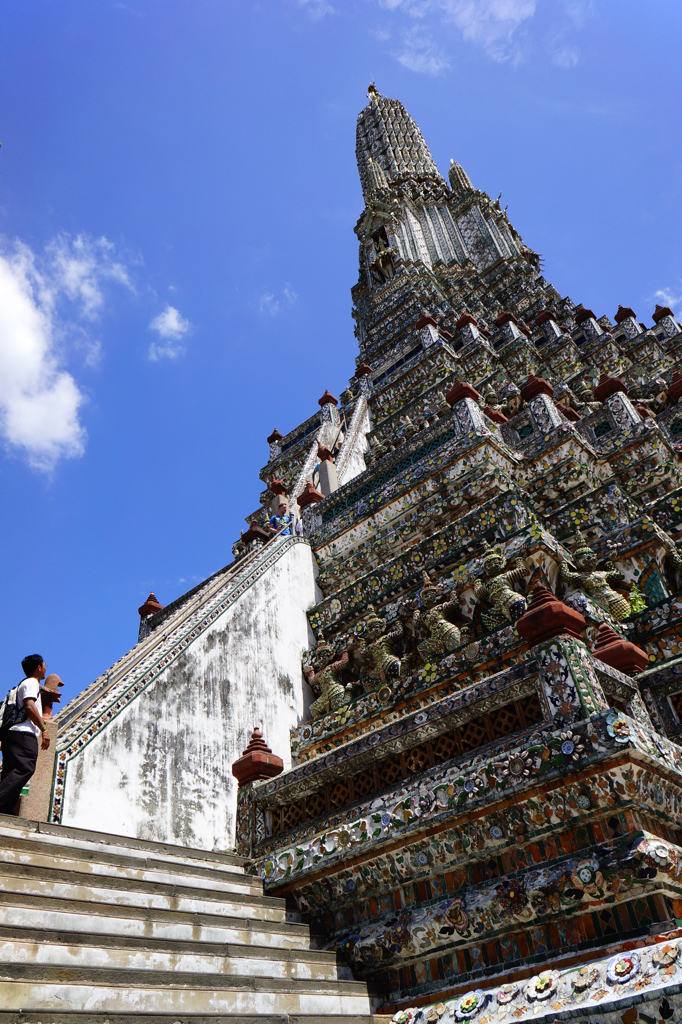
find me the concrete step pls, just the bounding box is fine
[0,928,341,981]
[0,867,288,923]
[0,854,275,911]
[0,894,313,949]
[0,965,371,1015]
[0,829,263,896]
[0,815,246,871]
[0,1016,376,1024]
[0,813,372,1019]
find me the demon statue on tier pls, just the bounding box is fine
[232,86,682,1022]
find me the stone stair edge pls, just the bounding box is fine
[0,874,288,926]
[0,924,338,962]
[0,891,310,935]
[0,860,283,910]
[0,1016,377,1024]
[0,832,261,889]
[0,814,245,868]
[0,963,368,994]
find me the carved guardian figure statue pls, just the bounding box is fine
[304,640,351,719]
[559,531,631,621]
[473,543,530,632]
[415,571,467,660]
[350,606,415,694]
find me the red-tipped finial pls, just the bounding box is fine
[592,622,648,674]
[138,592,164,618]
[297,481,325,508]
[516,582,585,646]
[318,389,338,407]
[231,728,284,788]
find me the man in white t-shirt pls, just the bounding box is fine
[0,654,50,816]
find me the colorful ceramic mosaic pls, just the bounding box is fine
[235,87,682,1012]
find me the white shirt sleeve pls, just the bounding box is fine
[17,679,40,709]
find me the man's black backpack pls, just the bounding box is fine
[0,686,28,738]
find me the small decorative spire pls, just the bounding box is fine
[415,310,438,330]
[516,582,586,646]
[653,304,674,323]
[448,159,473,197]
[668,369,682,405]
[297,481,325,508]
[138,592,163,619]
[318,389,338,407]
[614,305,636,324]
[317,440,334,463]
[242,521,270,546]
[520,374,554,402]
[231,728,284,788]
[592,622,649,675]
[593,370,627,403]
[267,427,284,444]
[446,379,481,406]
[269,475,287,496]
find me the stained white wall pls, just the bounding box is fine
[59,542,318,851]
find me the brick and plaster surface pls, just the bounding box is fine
[52,538,319,852]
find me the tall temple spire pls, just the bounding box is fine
[356,86,443,201]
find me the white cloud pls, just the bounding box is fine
[148,304,191,361]
[0,245,85,471]
[655,288,682,312]
[258,285,298,316]
[397,27,450,73]
[0,234,133,472]
[439,0,536,60]
[552,44,579,67]
[376,0,536,63]
[44,233,133,319]
[562,0,595,28]
[298,0,334,19]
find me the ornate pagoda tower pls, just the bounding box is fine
[235,85,682,1019]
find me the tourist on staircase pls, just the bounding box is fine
[269,501,293,537]
[0,654,51,815]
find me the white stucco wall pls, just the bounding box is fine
[59,541,318,851]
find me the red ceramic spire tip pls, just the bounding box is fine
[446,380,480,406]
[138,592,164,618]
[297,481,325,507]
[231,728,284,788]
[520,374,554,401]
[593,372,627,402]
[516,582,586,646]
[592,621,648,674]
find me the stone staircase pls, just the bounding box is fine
[0,813,373,1023]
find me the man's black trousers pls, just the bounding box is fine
[0,732,38,815]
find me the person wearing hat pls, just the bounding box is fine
[0,654,51,815]
[40,674,64,720]
[269,502,293,537]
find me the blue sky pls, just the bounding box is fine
[1,0,681,705]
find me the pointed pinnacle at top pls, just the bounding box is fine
[356,91,443,201]
[138,592,164,619]
[449,159,474,197]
